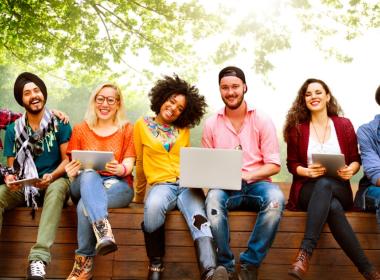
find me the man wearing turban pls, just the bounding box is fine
[1,72,72,280]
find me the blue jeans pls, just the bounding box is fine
[144,182,212,240]
[364,185,380,224]
[70,170,134,256]
[205,181,284,271]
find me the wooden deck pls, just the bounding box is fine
[0,183,379,279]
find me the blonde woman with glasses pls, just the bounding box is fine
[65,83,135,279]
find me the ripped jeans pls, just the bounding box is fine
[144,182,212,240]
[70,170,134,256]
[205,181,284,271]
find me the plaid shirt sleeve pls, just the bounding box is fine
[0,109,22,130]
[0,109,22,150]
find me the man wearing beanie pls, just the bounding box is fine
[354,85,380,222]
[1,72,72,280]
[202,66,284,280]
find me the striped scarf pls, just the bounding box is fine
[13,108,57,210]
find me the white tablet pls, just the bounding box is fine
[71,150,114,171]
[8,177,41,187]
[312,153,345,177]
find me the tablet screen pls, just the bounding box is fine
[312,153,345,177]
[71,150,114,170]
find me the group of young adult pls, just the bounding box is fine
[0,67,379,280]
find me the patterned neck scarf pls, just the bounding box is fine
[144,116,178,151]
[13,108,58,211]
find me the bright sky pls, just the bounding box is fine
[167,0,380,132]
[114,0,380,134]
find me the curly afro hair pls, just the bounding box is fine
[149,74,207,128]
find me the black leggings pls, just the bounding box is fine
[298,177,373,273]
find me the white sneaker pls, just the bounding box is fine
[27,260,46,280]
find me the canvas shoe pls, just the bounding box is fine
[27,260,46,280]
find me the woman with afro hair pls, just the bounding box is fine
[133,75,228,280]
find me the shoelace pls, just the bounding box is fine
[95,220,109,236]
[71,259,84,277]
[149,264,164,272]
[71,257,91,277]
[30,261,46,276]
[296,251,308,262]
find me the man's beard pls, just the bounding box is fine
[222,94,244,110]
[24,98,46,114]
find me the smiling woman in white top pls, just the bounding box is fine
[283,78,380,280]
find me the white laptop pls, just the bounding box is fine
[180,147,243,190]
[71,150,114,171]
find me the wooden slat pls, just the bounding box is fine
[0,258,113,278]
[2,183,379,280]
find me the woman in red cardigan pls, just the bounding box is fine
[283,78,379,280]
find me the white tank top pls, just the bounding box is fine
[307,119,341,164]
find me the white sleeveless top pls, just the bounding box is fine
[307,119,341,164]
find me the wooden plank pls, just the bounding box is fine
[0,258,113,278]
[259,264,364,280]
[3,207,78,227]
[0,226,77,243]
[2,183,379,280]
[3,205,377,231]
[0,242,112,260]
[112,261,198,279]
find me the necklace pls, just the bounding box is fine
[311,118,329,151]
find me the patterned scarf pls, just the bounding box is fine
[13,108,58,211]
[144,116,178,151]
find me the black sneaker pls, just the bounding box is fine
[26,260,46,280]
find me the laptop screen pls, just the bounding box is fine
[179,147,242,190]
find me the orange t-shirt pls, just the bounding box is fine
[67,121,135,185]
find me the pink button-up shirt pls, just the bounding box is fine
[201,104,280,183]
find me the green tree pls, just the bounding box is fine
[0,0,221,80]
[212,0,380,78]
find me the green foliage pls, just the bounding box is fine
[290,0,380,64]
[290,0,311,9]
[210,0,380,76]
[0,0,222,78]
[213,7,291,76]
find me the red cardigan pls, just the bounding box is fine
[286,116,360,210]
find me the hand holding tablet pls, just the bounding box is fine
[311,153,345,177]
[71,150,114,171]
[7,177,42,190]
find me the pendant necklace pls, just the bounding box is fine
[311,118,329,152]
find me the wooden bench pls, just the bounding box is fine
[0,183,379,279]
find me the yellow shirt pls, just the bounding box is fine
[133,117,190,202]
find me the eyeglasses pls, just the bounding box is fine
[95,95,118,105]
